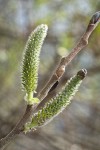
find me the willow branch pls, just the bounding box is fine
[0,11,100,150]
[37,11,100,101]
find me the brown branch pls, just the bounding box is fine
[0,11,100,150]
[0,105,33,149]
[37,11,100,101]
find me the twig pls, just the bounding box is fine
[37,11,100,101]
[0,11,100,150]
[0,105,32,149]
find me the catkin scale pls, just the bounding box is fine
[24,69,87,131]
[21,24,48,100]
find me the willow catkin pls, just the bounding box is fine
[21,24,48,103]
[24,69,87,132]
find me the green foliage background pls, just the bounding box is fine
[0,0,100,150]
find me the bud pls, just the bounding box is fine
[90,11,100,24]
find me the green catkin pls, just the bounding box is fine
[21,24,48,103]
[24,69,87,132]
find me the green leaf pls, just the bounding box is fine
[24,93,40,105]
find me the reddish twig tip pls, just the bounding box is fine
[77,69,87,79]
[90,11,100,24]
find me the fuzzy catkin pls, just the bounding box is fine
[21,24,48,99]
[24,69,87,131]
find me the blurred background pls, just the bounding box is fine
[0,0,100,150]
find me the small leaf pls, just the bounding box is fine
[24,93,40,105]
